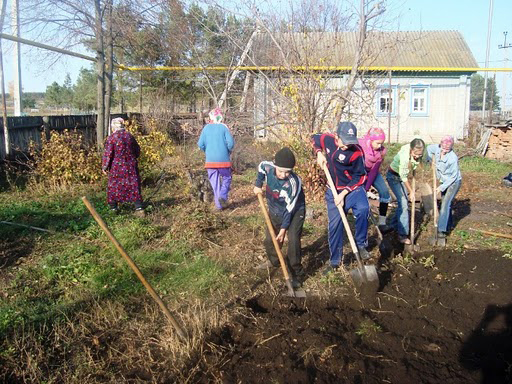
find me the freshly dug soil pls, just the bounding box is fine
[190,249,512,383]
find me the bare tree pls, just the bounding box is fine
[20,0,155,149]
[202,0,389,140]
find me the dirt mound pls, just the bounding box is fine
[190,249,512,383]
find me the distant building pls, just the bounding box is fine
[251,31,478,142]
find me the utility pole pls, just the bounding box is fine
[498,31,512,113]
[481,0,493,132]
[488,72,496,124]
[11,0,21,116]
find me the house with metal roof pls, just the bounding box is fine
[251,30,478,142]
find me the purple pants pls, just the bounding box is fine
[207,168,232,209]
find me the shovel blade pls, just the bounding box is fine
[284,288,306,298]
[283,280,307,298]
[349,265,379,288]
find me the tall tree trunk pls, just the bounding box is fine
[104,0,113,134]
[0,0,9,158]
[95,0,105,150]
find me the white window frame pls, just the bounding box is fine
[410,84,430,117]
[376,85,397,117]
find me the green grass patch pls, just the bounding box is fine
[459,156,510,175]
[234,168,258,185]
[234,213,261,228]
[0,186,228,336]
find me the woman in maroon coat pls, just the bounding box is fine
[102,117,144,215]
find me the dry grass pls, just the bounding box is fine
[1,297,231,383]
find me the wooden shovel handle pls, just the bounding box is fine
[469,228,512,240]
[256,193,293,284]
[411,171,416,244]
[432,158,438,225]
[82,197,188,342]
[321,164,365,272]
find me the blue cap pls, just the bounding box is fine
[336,122,358,145]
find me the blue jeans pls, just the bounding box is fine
[372,173,392,203]
[326,186,369,267]
[386,170,409,237]
[438,180,461,233]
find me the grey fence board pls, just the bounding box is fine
[0,114,130,159]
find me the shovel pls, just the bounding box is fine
[405,171,420,253]
[321,164,379,288]
[431,158,440,245]
[368,214,383,243]
[256,193,306,298]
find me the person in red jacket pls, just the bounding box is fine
[312,122,370,273]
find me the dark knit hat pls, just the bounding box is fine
[274,147,296,170]
[336,121,358,145]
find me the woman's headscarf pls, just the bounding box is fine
[440,135,454,153]
[364,127,386,142]
[209,107,223,123]
[111,117,125,132]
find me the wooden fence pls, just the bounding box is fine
[0,114,130,160]
[0,111,241,160]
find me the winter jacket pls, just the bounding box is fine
[255,161,306,230]
[311,133,367,192]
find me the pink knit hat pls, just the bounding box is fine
[209,107,223,123]
[366,127,385,141]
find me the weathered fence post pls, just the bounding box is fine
[42,116,50,141]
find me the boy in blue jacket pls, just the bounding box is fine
[312,122,370,273]
[197,108,235,210]
[254,147,306,288]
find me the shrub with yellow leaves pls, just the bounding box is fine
[125,117,175,177]
[282,136,325,202]
[28,129,101,188]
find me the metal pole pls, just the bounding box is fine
[499,31,512,113]
[488,72,496,123]
[481,0,494,131]
[387,70,392,145]
[11,0,21,116]
[0,33,97,62]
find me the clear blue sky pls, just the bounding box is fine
[3,0,511,108]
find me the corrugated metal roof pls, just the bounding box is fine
[251,31,478,70]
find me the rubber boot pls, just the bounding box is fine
[378,203,392,233]
[357,246,371,261]
[436,232,446,247]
